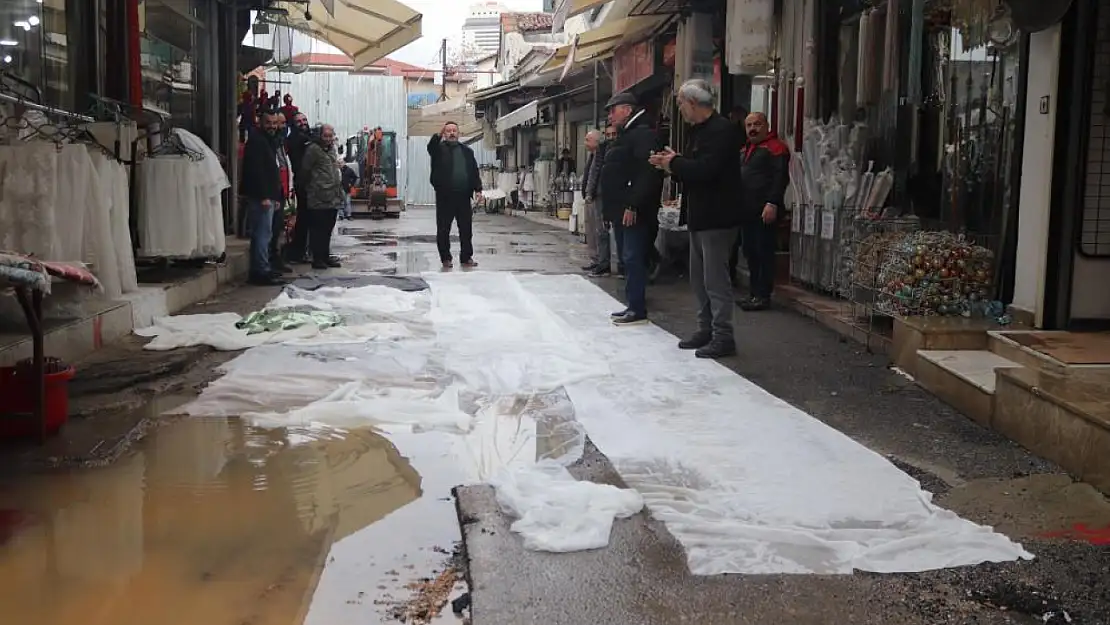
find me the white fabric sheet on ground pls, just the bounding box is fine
[513,273,1032,574]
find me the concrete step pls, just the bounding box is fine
[987,330,1071,375]
[915,350,1023,427]
[994,367,1110,496]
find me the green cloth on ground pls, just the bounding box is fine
[235,308,344,335]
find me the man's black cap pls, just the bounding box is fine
[604,91,638,110]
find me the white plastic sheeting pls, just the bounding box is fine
[164,271,1032,571]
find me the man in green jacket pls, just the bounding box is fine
[300,124,346,270]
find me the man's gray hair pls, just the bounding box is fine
[677,79,715,107]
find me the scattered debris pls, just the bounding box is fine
[387,566,459,624]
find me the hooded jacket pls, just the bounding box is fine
[600,108,663,222]
[300,138,346,210]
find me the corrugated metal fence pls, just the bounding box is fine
[278,71,410,198]
[405,136,500,207]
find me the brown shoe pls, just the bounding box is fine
[461,259,478,268]
[442,260,453,269]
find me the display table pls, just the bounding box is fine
[0,253,99,442]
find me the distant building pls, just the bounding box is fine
[461,1,506,56]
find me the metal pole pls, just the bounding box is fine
[593,60,599,127]
[440,38,448,101]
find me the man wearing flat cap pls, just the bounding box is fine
[600,91,664,325]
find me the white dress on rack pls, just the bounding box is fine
[93,152,139,293]
[175,129,229,257]
[138,156,201,258]
[54,144,93,264]
[0,141,60,260]
[85,149,123,299]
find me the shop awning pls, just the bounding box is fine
[270,0,422,70]
[468,80,522,103]
[495,100,539,134]
[567,0,613,18]
[539,15,667,75]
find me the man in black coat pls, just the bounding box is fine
[739,111,791,311]
[600,91,664,325]
[652,79,743,358]
[285,112,313,262]
[239,109,285,286]
[427,121,483,268]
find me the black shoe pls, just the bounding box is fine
[740,297,771,311]
[612,312,648,326]
[610,308,629,319]
[678,332,712,350]
[589,266,611,277]
[248,275,286,286]
[325,259,342,268]
[696,340,737,359]
[442,260,454,269]
[582,263,599,272]
[311,262,329,270]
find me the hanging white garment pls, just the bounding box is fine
[138,156,200,258]
[174,129,228,257]
[726,0,775,75]
[0,142,60,260]
[96,154,139,293]
[54,144,94,263]
[86,150,124,299]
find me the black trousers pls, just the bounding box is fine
[308,208,339,265]
[435,191,473,263]
[289,190,310,261]
[741,220,778,299]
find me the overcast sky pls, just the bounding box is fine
[390,0,542,67]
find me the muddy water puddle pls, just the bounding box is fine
[0,418,465,625]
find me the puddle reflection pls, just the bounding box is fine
[0,418,457,625]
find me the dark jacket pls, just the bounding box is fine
[668,112,744,231]
[600,109,663,222]
[285,128,312,195]
[301,140,346,210]
[239,128,283,203]
[741,132,791,220]
[341,165,359,193]
[427,134,482,195]
[582,142,606,201]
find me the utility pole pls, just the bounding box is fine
[439,38,448,102]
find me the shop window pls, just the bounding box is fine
[139,0,205,132]
[1080,3,1110,257]
[0,0,73,110]
[920,25,1023,245]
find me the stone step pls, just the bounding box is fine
[915,350,1023,427]
[987,330,1071,375]
[994,367,1110,496]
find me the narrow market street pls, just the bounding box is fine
[1,208,1109,625]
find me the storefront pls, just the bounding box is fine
[1012,0,1110,329]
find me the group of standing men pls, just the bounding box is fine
[581,79,790,359]
[240,109,350,286]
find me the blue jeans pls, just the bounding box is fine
[247,199,275,279]
[618,220,649,317]
[341,194,352,219]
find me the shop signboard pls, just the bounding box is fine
[613,39,654,93]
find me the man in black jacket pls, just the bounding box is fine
[601,91,663,325]
[285,112,312,262]
[428,121,483,268]
[739,112,791,311]
[239,109,285,286]
[652,79,743,358]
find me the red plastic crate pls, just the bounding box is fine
[0,365,76,438]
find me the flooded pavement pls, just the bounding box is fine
[0,209,586,625]
[0,413,469,624]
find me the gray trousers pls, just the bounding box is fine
[690,228,740,340]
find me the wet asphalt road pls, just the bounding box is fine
[16,207,1110,624]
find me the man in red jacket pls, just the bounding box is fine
[739,112,790,311]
